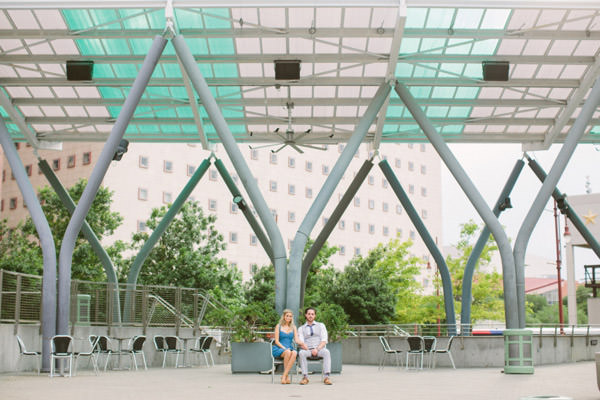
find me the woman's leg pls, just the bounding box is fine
[281,350,291,382]
[283,350,297,376]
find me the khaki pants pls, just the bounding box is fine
[298,348,331,376]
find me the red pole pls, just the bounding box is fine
[553,200,565,334]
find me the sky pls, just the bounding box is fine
[441,142,600,281]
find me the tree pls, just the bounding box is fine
[122,200,243,304]
[0,179,126,281]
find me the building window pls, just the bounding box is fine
[230,262,238,269]
[408,143,414,149]
[395,158,401,168]
[270,153,278,164]
[137,221,147,232]
[420,143,426,152]
[187,165,195,176]
[408,161,414,172]
[0,199,3,212]
[368,199,375,210]
[382,202,389,212]
[409,184,415,194]
[9,197,17,209]
[338,144,345,153]
[421,187,427,197]
[139,156,149,168]
[164,160,173,173]
[52,159,60,171]
[250,149,258,160]
[305,161,313,172]
[208,199,217,211]
[82,152,91,165]
[138,188,148,201]
[305,187,313,198]
[369,224,375,234]
[354,247,361,256]
[322,217,328,225]
[270,180,278,192]
[420,165,427,175]
[396,204,403,214]
[354,196,360,207]
[163,192,172,204]
[229,232,238,243]
[340,245,346,256]
[354,222,360,232]
[410,230,416,240]
[230,202,239,214]
[288,157,295,168]
[209,169,218,181]
[67,155,76,168]
[338,220,345,230]
[2,170,5,182]
[382,179,388,188]
[271,209,278,221]
[422,209,428,219]
[383,226,389,236]
[25,165,32,176]
[368,175,374,185]
[288,184,296,195]
[250,234,257,246]
[322,165,330,175]
[288,211,296,222]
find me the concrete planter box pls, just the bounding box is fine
[231,342,272,373]
[304,342,343,374]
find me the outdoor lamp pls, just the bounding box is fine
[112,139,129,161]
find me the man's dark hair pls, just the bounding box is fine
[304,307,316,315]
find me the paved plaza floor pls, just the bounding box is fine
[0,362,597,400]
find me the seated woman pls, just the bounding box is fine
[272,309,302,384]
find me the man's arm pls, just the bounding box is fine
[298,325,308,350]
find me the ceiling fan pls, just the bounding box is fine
[249,102,331,154]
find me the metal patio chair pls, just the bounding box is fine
[378,336,403,370]
[121,335,147,370]
[50,335,74,377]
[16,335,41,374]
[405,335,425,370]
[432,336,456,369]
[74,336,100,376]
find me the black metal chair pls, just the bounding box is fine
[50,335,74,377]
[91,335,115,371]
[122,335,147,370]
[378,336,403,369]
[164,336,185,368]
[74,336,100,376]
[153,335,168,367]
[16,335,41,374]
[405,335,425,370]
[432,336,456,369]
[423,336,437,368]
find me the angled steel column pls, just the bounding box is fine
[172,34,288,313]
[57,36,167,334]
[0,119,56,371]
[380,159,456,334]
[214,158,274,263]
[461,159,524,333]
[526,155,600,258]
[394,81,519,329]
[124,157,211,321]
[514,77,600,328]
[301,159,374,306]
[38,158,121,323]
[288,82,391,316]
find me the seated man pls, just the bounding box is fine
[297,307,332,385]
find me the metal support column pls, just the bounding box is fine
[38,159,122,323]
[394,81,519,329]
[526,155,600,259]
[57,36,167,334]
[288,82,391,316]
[213,158,274,263]
[380,159,456,334]
[461,159,524,333]
[0,119,56,371]
[172,34,288,313]
[514,76,600,328]
[124,157,211,321]
[301,159,374,306]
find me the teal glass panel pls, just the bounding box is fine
[425,8,454,29]
[448,106,471,118]
[410,86,432,99]
[176,107,193,118]
[413,64,438,78]
[162,41,176,56]
[198,64,214,78]
[160,124,180,134]
[139,124,160,134]
[383,124,399,133]
[229,125,246,134]
[480,9,511,29]
[170,87,187,98]
[162,64,182,78]
[186,38,209,54]
[125,125,138,134]
[398,124,419,133]
[432,87,456,98]
[425,106,449,118]
[147,87,171,98]
[130,38,153,55]
[155,108,177,118]
[76,39,105,56]
[399,38,420,54]
[420,38,445,54]
[0,107,8,118]
[199,109,208,119]
[455,87,480,98]
[213,63,238,78]
[89,9,120,30]
[203,124,216,134]
[92,64,115,78]
[386,106,404,117]
[453,9,484,29]
[107,106,122,118]
[175,8,204,29]
[119,9,151,29]
[590,126,600,134]
[441,125,464,134]
[463,63,483,79]
[471,39,499,55]
[61,10,93,30]
[113,64,139,78]
[102,39,132,56]
[438,63,465,78]
[405,8,427,28]
[151,67,165,79]
[209,87,218,98]
[203,8,232,29]
[182,124,198,134]
[445,39,473,55]
[217,87,241,98]
[395,62,414,77]
[208,38,235,55]
[222,108,243,118]
[98,87,124,98]
[146,9,166,30]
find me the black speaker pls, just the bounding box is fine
[482,61,509,81]
[66,60,94,81]
[274,60,301,80]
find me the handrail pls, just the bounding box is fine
[147,294,194,328]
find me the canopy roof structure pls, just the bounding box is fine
[0,1,599,151]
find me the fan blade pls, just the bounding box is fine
[290,143,305,154]
[298,144,327,151]
[249,143,278,150]
[271,144,287,153]
[293,130,311,142]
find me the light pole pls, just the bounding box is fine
[553,200,565,333]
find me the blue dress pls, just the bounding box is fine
[272,329,294,358]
